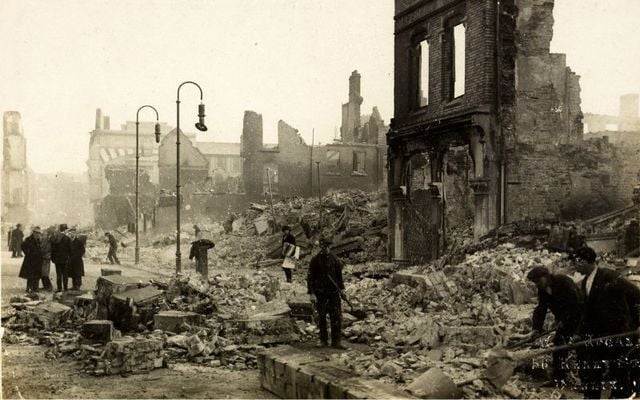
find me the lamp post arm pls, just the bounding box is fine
[177,81,204,102]
[136,105,160,122]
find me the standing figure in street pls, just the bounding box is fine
[189,231,215,278]
[105,232,120,265]
[51,224,71,292]
[19,226,43,293]
[38,227,54,291]
[10,223,24,258]
[572,246,640,399]
[526,266,582,386]
[281,225,296,283]
[307,236,347,349]
[68,229,85,290]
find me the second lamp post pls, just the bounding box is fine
[135,105,162,264]
[175,81,207,274]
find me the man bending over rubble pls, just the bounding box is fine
[526,266,582,386]
[307,236,346,349]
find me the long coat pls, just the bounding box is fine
[19,234,43,279]
[532,273,583,335]
[68,237,85,277]
[51,233,71,266]
[10,228,24,252]
[580,267,640,336]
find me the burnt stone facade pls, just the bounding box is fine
[387,0,618,263]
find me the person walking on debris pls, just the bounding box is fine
[105,231,120,265]
[189,231,215,278]
[281,225,297,283]
[68,229,85,290]
[307,236,347,349]
[10,223,24,258]
[19,226,43,293]
[526,266,582,386]
[38,227,54,291]
[572,246,640,399]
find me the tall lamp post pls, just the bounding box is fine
[135,105,162,264]
[175,81,207,273]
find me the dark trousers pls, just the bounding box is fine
[282,268,292,283]
[71,276,82,290]
[316,293,342,345]
[108,247,120,264]
[12,248,22,257]
[196,259,208,278]
[26,278,39,292]
[578,342,634,399]
[551,330,574,382]
[41,277,53,290]
[54,263,69,291]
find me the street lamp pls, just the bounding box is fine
[135,105,161,265]
[175,81,207,273]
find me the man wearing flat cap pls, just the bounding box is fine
[572,246,640,398]
[526,265,582,385]
[307,236,346,349]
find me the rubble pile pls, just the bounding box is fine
[82,335,165,376]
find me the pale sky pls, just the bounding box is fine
[0,0,638,174]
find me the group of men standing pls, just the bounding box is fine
[528,246,640,398]
[18,224,85,293]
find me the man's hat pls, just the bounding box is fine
[527,266,550,281]
[32,226,41,233]
[282,225,291,232]
[59,224,68,232]
[571,246,597,263]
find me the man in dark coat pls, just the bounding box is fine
[38,228,54,291]
[105,232,120,265]
[19,226,43,292]
[573,246,640,399]
[189,231,215,278]
[68,229,85,290]
[307,236,346,349]
[51,224,71,292]
[281,225,296,283]
[526,266,583,385]
[11,223,24,258]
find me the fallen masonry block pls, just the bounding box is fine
[101,268,122,276]
[110,286,164,331]
[258,345,413,399]
[82,320,114,343]
[154,311,204,333]
[224,315,299,345]
[88,336,165,375]
[55,290,89,307]
[33,302,72,329]
[407,367,460,399]
[441,325,499,347]
[74,293,96,307]
[96,275,145,319]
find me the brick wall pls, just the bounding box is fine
[393,0,497,123]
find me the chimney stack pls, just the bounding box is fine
[103,115,110,130]
[95,108,103,130]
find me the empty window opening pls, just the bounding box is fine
[353,151,366,174]
[453,23,466,98]
[419,40,429,106]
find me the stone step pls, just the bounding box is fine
[258,345,414,399]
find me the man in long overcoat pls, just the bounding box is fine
[11,223,24,258]
[51,224,71,291]
[19,226,43,292]
[68,229,85,290]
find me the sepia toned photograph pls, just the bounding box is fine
[1,0,640,398]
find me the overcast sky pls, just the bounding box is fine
[0,0,638,174]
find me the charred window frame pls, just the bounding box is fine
[326,149,341,175]
[352,151,366,175]
[443,15,466,101]
[410,30,430,109]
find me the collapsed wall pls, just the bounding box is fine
[500,0,633,222]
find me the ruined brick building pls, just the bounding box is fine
[388,0,639,263]
[2,112,31,224]
[242,72,388,199]
[88,109,242,228]
[584,94,640,141]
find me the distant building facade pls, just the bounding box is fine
[2,111,30,224]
